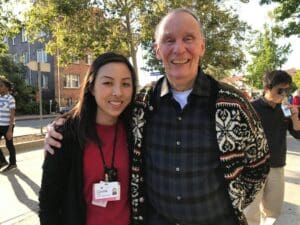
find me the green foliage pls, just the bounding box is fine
[0,55,37,115]
[22,0,249,81]
[140,0,249,80]
[246,26,291,89]
[0,0,23,55]
[293,70,300,88]
[260,0,300,37]
[24,0,138,70]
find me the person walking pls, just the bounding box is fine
[44,8,270,225]
[244,70,300,225]
[0,76,17,172]
[39,52,137,225]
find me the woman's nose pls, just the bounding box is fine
[112,85,122,96]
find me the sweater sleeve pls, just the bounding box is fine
[216,85,270,212]
[39,128,71,225]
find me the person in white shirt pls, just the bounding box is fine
[0,76,17,172]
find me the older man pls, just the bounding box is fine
[45,8,269,225]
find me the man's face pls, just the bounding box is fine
[154,12,205,91]
[264,83,290,104]
[0,82,8,95]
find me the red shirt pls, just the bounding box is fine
[293,96,300,106]
[83,122,130,225]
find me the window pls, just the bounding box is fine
[21,52,28,64]
[73,58,80,64]
[22,29,28,42]
[64,74,80,88]
[37,49,47,62]
[42,74,48,89]
[37,31,46,38]
[12,54,18,62]
[85,54,93,65]
[12,37,16,45]
[3,36,8,43]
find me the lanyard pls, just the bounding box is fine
[96,121,119,181]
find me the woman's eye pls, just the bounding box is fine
[122,82,131,87]
[102,81,113,86]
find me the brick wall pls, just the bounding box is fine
[55,60,90,108]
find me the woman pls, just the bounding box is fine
[39,52,137,225]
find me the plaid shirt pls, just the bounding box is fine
[130,68,269,225]
[144,71,238,225]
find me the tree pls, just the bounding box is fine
[140,0,250,79]
[25,0,143,77]
[24,0,250,81]
[246,26,291,89]
[293,70,300,88]
[0,0,23,55]
[260,0,300,37]
[0,55,38,114]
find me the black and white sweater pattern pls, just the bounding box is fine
[130,79,270,225]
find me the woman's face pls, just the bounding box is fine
[91,62,133,125]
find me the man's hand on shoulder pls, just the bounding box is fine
[44,118,65,155]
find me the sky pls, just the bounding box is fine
[236,0,299,70]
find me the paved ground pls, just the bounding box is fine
[0,149,42,225]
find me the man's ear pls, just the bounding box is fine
[154,43,162,60]
[199,39,206,58]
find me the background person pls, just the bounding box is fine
[244,70,300,225]
[39,52,137,225]
[0,76,17,172]
[292,89,300,116]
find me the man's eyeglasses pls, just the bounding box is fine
[277,87,290,95]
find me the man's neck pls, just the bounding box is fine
[168,78,196,92]
[263,96,277,108]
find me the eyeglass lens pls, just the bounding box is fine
[277,88,290,95]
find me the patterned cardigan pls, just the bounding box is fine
[130,77,270,225]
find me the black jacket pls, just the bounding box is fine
[39,119,86,225]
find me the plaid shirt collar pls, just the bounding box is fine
[159,67,211,98]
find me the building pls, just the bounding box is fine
[55,56,91,110]
[6,29,55,106]
[6,29,91,112]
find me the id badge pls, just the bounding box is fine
[92,181,121,206]
[92,199,107,207]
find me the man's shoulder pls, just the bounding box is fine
[251,97,267,111]
[216,81,247,102]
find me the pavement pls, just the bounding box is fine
[0,115,299,225]
[0,114,58,153]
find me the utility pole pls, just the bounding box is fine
[37,62,43,135]
[27,60,50,135]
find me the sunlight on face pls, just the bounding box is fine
[155,11,205,91]
[91,62,133,125]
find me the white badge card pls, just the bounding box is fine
[92,199,107,207]
[92,181,121,203]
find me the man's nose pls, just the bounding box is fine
[174,40,185,53]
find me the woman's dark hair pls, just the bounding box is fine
[263,70,292,89]
[68,52,137,148]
